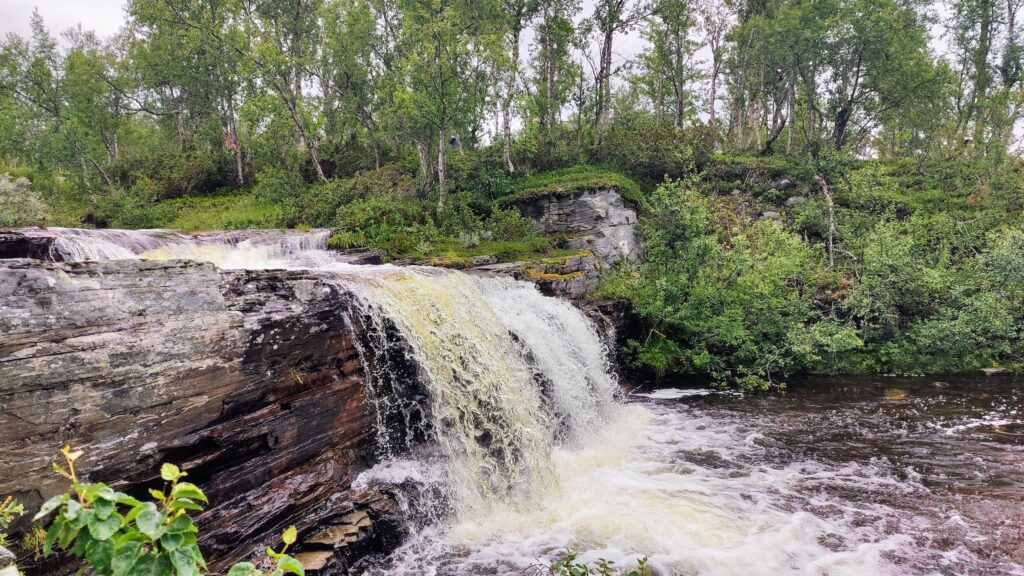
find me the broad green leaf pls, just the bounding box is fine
[94,498,115,520]
[34,493,69,520]
[169,548,199,576]
[159,532,184,551]
[166,514,197,534]
[148,489,166,501]
[282,525,297,546]
[87,511,122,540]
[277,554,306,575]
[63,499,83,520]
[160,463,181,482]
[111,540,144,576]
[115,494,143,507]
[169,498,204,512]
[227,563,262,576]
[135,508,165,539]
[85,537,114,568]
[170,482,208,503]
[127,502,156,523]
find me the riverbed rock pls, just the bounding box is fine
[506,188,640,267]
[981,367,1013,376]
[0,258,398,573]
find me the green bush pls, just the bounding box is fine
[252,167,308,204]
[33,446,305,576]
[603,179,861,388]
[592,117,713,183]
[330,196,436,257]
[0,173,48,227]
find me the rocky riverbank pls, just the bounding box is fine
[0,258,401,573]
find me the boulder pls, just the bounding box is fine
[508,188,641,267]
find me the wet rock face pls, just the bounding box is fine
[0,259,390,572]
[511,188,640,267]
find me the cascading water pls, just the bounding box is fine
[30,228,1024,576]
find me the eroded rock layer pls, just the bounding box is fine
[0,259,394,573]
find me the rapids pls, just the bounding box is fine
[31,228,1024,575]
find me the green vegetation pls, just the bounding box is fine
[512,167,644,206]
[539,551,650,576]
[599,156,1024,388]
[0,496,24,548]
[28,446,304,576]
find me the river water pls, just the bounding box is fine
[366,376,1024,576]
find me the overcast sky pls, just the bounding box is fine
[2,1,128,39]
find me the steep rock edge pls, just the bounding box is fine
[507,187,641,268]
[0,259,402,574]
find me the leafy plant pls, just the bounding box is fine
[0,173,47,227]
[33,446,305,576]
[0,495,25,547]
[543,550,650,576]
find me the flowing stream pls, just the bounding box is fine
[34,228,1024,575]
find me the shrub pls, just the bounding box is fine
[33,446,304,576]
[330,196,436,257]
[294,167,417,227]
[592,117,711,183]
[0,496,24,547]
[252,167,307,204]
[0,174,48,227]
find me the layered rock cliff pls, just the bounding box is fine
[0,258,398,573]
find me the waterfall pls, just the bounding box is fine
[32,227,617,517]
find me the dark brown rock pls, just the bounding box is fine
[0,259,392,573]
[0,231,57,261]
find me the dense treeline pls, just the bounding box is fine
[1,0,1022,207]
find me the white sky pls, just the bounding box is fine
[2,1,127,39]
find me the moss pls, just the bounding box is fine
[504,166,644,206]
[523,269,584,281]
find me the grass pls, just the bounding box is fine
[503,166,645,206]
[420,237,569,266]
[157,193,283,231]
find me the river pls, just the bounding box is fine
[366,376,1023,576]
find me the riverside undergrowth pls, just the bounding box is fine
[27,446,304,576]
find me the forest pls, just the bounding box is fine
[1,0,1023,386]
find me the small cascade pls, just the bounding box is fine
[22,227,333,266]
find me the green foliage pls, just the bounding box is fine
[0,173,47,227]
[542,551,649,576]
[330,196,436,256]
[613,158,1024,384]
[293,167,416,227]
[513,166,644,206]
[33,446,305,576]
[0,495,25,547]
[34,446,210,576]
[329,193,547,260]
[603,179,860,388]
[252,167,308,204]
[591,118,714,183]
